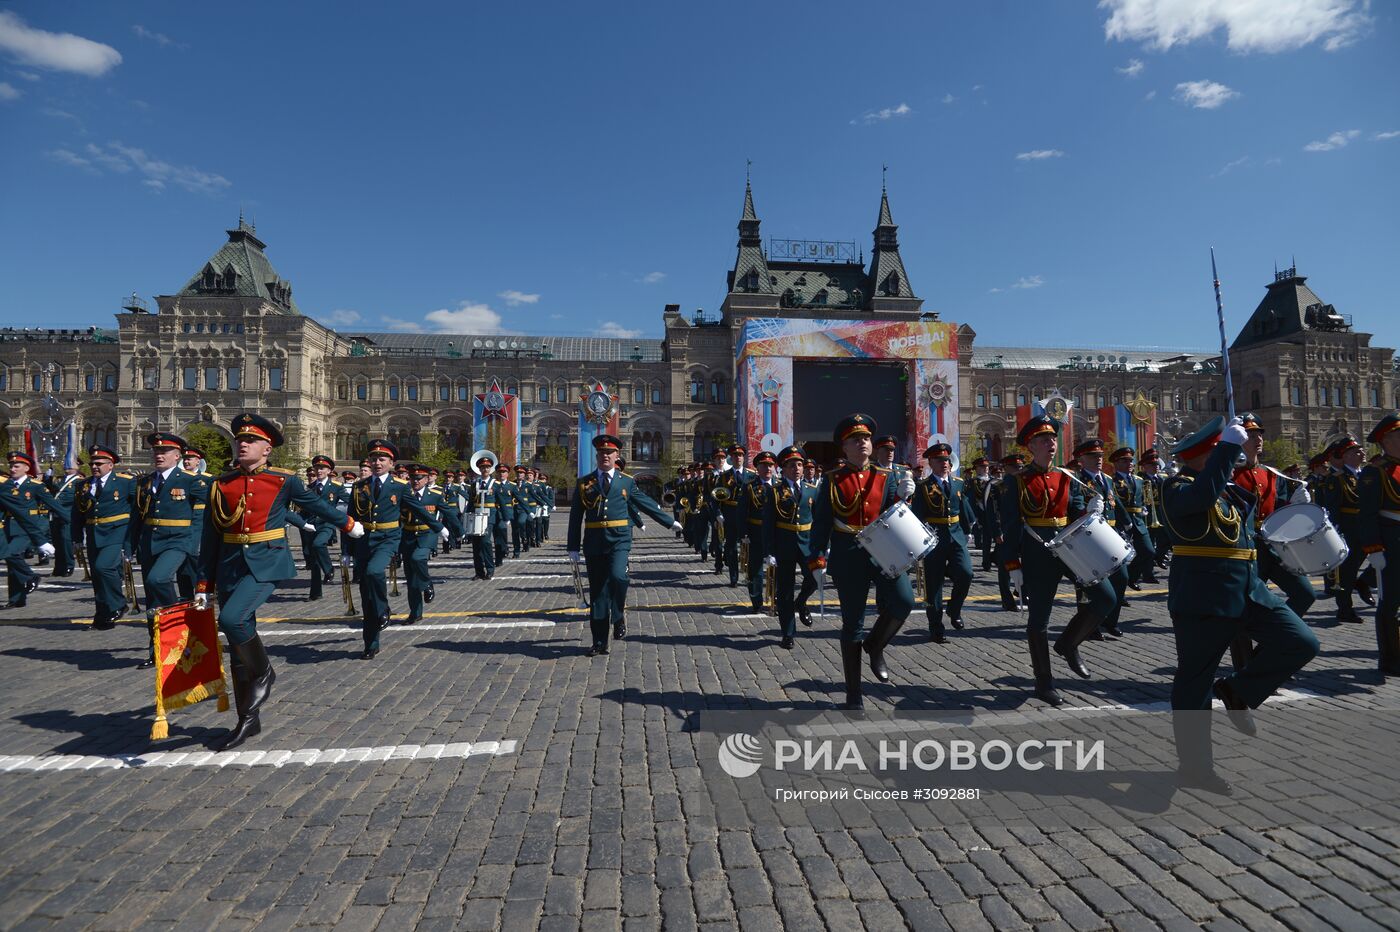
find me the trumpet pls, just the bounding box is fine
[710,486,733,504]
[740,539,750,584]
[915,560,927,603]
[571,558,590,610]
[390,554,400,596]
[121,553,141,612]
[662,490,678,506]
[716,514,725,550]
[76,545,91,581]
[764,562,776,615]
[340,554,356,615]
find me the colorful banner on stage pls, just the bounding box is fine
[1097,395,1157,458]
[577,381,620,477]
[473,379,521,465]
[735,318,960,462]
[1015,394,1075,468]
[150,601,229,740]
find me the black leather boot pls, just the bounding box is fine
[840,642,864,711]
[865,614,897,683]
[927,611,946,644]
[1053,608,1101,679]
[1379,617,1400,677]
[216,656,261,751]
[229,634,276,714]
[1028,631,1064,707]
[1228,635,1254,673]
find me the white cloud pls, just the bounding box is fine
[13,70,39,81]
[48,148,93,170]
[497,289,540,306]
[1373,130,1400,141]
[1211,155,1251,178]
[423,301,511,333]
[1101,0,1371,54]
[1303,129,1360,152]
[0,80,18,101]
[318,309,362,328]
[596,321,643,339]
[548,313,564,321]
[941,93,956,104]
[1173,80,1238,109]
[1117,58,1145,77]
[1016,149,1065,161]
[53,141,230,193]
[383,318,424,333]
[851,102,911,125]
[636,271,666,284]
[1012,275,1045,289]
[0,11,122,76]
[132,25,183,48]
[40,106,81,124]
[1144,89,1157,100]
[987,287,1004,294]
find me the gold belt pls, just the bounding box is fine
[585,520,629,529]
[479,502,497,507]
[405,523,431,532]
[365,520,399,531]
[92,513,131,525]
[1026,517,1067,528]
[748,517,763,526]
[925,517,958,525]
[1172,545,1256,560]
[27,509,42,515]
[193,504,206,510]
[776,521,812,532]
[145,519,192,527]
[1340,507,1359,515]
[221,529,285,545]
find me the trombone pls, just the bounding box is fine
[389,553,400,596]
[340,554,356,615]
[764,561,776,615]
[121,552,141,612]
[739,539,750,584]
[571,558,590,610]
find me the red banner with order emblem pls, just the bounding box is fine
[151,601,229,740]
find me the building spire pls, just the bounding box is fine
[739,174,760,243]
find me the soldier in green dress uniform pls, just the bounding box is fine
[912,442,975,643]
[1358,413,1400,678]
[2,452,61,608]
[132,433,208,666]
[771,446,819,648]
[493,463,517,563]
[176,445,212,600]
[966,457,994,572]
[808,414,917,710]
[48,464,83,578]
[286,455,344,602]
[1323,435,1373,622]
[567,434,682,656]
[1162,416,1318,794]
[400,463,449,624]
[70,446,138,630]
[1110,447,1157,592]
[736,451,776,613]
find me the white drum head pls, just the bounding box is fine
[1261,504,1325,544]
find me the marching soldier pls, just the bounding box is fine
[771,446,819,646]
[131,433,207,666]
[286,455,342,601]
[541,472,556,542]
[47,463,83,578]
[1277,464,1304,506]
[567,434,681,656]
[1110,447,1157,591]
[736,451,776,613]
[1358,412,1400,678]
[437,468,465,552]
[808,414,916,710]
[194,414,365,749]
[348,439,437,659]
[1140,449,1169,578]
[988,453,1026,612]
[492,463,515,565]
[694,459,718,563]
[400,464,449,624]
[967,457,994,572]
[2,452,61,608]
[912,442,975,643]
[512,465,533,555]
[999,417,1116,706]
[1161,416,1318,794]
[467,454,499,579]
[1323,436,1371,622]
[1233,414,1315,619]
[177,444,211,600]
[70,446,137,629]
[710,447,746,582]
[1073,438,1130,640]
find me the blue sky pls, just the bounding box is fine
[1,1,1396,351]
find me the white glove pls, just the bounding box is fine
[1087,494,1105,517]
[672,521,684,537]
[897,475,916,499]
[1368,552,1387,574]
[1293,486,1311,505]
[193,592,209,611]
[1009,568,1024,597]
[1220,417,1249,447]
[348,521,366,539]
[568,550,581,563]
[303,523,316,533]
[440,528,451,542]
[716,515,724,527]
[765,555,777,567]
[39,542,55,559]
[637,522,646,531]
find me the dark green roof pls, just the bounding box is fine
[175,220,299,314]
[1231,268,1336,350]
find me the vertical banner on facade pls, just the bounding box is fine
[474,379,520,465]
[1098,396,1156,458]
[735,318,959,460]
[1016,395,1074,467]
[577,381,620,477]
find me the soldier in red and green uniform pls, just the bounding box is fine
[1323,435,1372,622]
[195,413,365,750]
[1358,413,1400,678]
[808,414,916,710]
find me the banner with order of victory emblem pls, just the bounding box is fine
[474,379,521,465]
[577,381,620,477]
[1015,393,1075,468]
[1098,393,1157,459]
[150,601,229,740]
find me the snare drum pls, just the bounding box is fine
[1260,503,1348,576]
[466,511,490,537]
[854,501,939,578]
[1045,513,1135,586]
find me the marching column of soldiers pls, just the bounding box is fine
[7,406,1400,792]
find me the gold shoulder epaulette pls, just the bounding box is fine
[266,466,294,476]
[117,472,134,479]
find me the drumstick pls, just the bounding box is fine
[1257,463,1308,486]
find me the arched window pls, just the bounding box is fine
[388,378,401,402]
[1250,389,1261,410]
[690,373,705,403]
[651,383,662,405]
[711,376,727,405]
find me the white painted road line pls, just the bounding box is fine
[260,620,557,636]
[0,740,518,773]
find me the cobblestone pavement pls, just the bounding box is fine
[1,533,1398,930]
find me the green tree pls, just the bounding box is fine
[539,444,571,491]
[657,440,689,484]
[1262,436,1303,469]
[416,432,461,473]
[184,423,232,474]
[270,425,310,473]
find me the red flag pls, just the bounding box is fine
[151,601,229,740]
